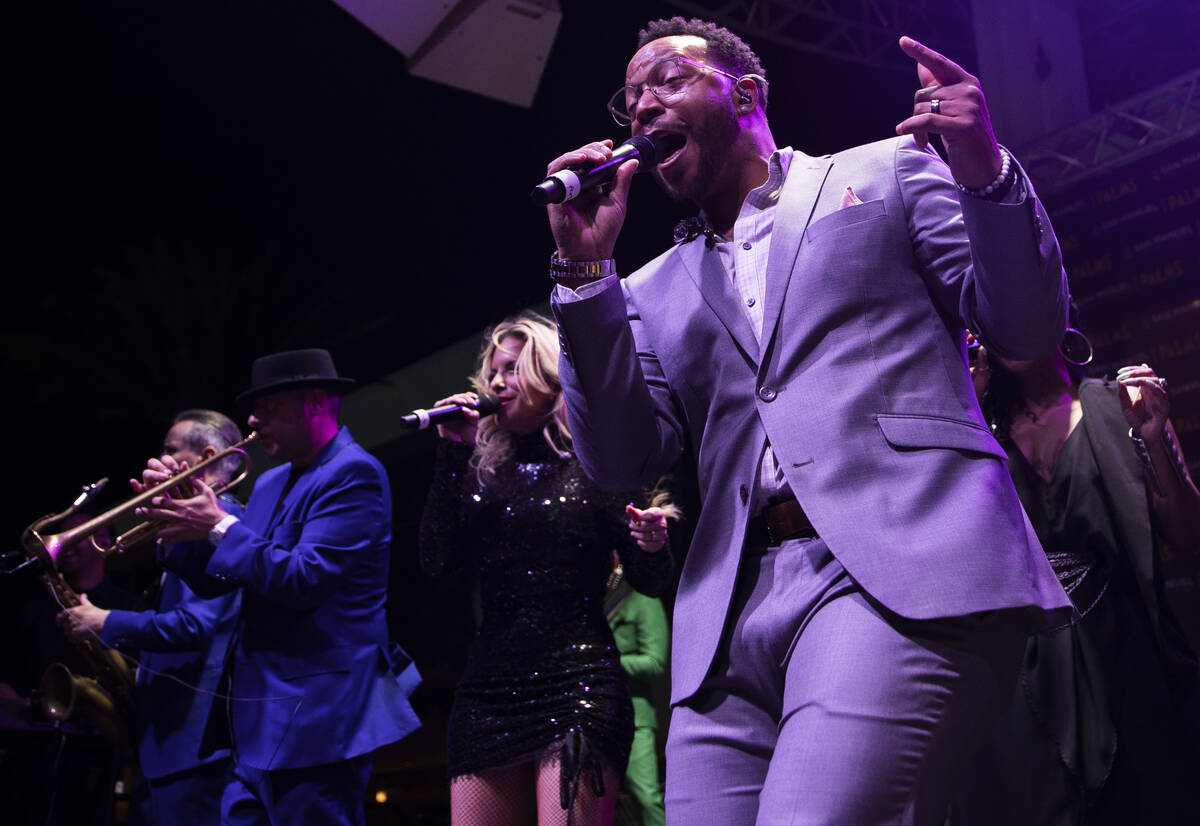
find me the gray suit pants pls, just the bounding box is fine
[665,536,1026,825]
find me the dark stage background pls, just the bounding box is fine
[5,1,1200,821]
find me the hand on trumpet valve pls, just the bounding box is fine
[131,454,188,492]
[134,474,226,544]
[131,455,205,503]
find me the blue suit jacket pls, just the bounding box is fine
[553,138,1075,705]
[163,428,420,770]
[103,497,243,779]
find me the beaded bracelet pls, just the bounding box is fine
[1162,427,1192,485]
[959,147,1014,201]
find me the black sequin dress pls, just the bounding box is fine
[419,433,673,793]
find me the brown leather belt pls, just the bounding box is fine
[746,497,817,546]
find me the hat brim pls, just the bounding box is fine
[236,377,356,405]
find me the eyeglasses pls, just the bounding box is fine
[606,56,742,125]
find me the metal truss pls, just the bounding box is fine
[1017,68,1200,195]
[1077,0,1174,38]
[664,0,975,72]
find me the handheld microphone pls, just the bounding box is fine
[531,135,663,205]
[401,393,501,430]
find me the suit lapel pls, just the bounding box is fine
[258,469,294,535]
[760,153,832,363]
[676,239,761,365]
[257,429,349,535]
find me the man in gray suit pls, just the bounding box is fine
[543,17,1074,825]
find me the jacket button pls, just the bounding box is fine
[758,386,777,402]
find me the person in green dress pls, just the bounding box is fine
[606,549,670,826]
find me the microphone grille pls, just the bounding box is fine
[474,393,501,416]
[627,134,663,168]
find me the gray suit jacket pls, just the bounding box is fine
[553,136,1074,704]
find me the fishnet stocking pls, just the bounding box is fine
[451,763,536,826]
[449,754,619,826]
[536,753,619,826]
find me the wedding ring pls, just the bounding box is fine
[930,99,941,116]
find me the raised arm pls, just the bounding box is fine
[1119,365,1200,551]
[892,37,1068,361]
[553,276,687,491]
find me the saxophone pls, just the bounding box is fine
[21,480,137,752]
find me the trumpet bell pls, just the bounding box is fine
[26,431,259,566]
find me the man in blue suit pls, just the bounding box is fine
[138,349,421,826]
[543,17,1073,825]
[67,409,245,825]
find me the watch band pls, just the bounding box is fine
[549,255,616,281]
[208,513,240,546]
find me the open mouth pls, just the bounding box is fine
[650,131,687,168]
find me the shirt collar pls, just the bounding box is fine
[677,147,794,245]
[743,146,793,210]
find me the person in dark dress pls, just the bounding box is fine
[418,312,675,826]
[952,334,1200,825]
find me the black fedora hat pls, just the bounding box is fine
[236,348,355,404]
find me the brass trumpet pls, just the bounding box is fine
[24,431,259,568]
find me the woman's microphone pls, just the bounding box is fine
[400,393,501,430]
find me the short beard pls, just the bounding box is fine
[653,100,740,204]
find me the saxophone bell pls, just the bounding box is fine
[39,663,129,749]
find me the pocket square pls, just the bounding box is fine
[840,186,864,209]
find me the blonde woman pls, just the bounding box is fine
[419,312,674,826]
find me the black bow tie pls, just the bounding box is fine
[673,216,721,249]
